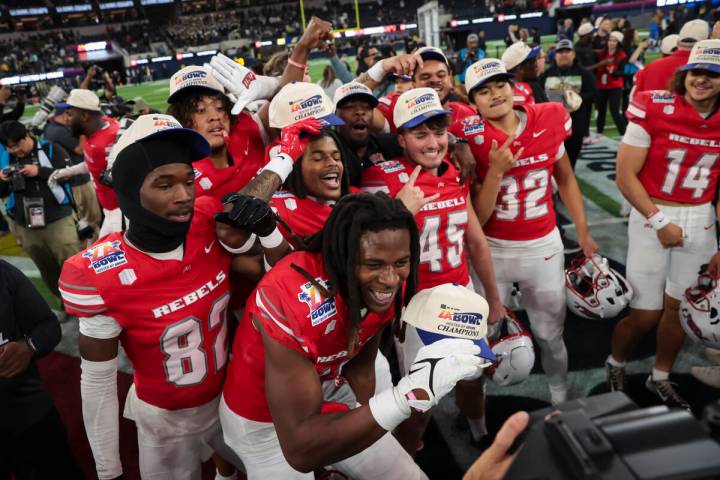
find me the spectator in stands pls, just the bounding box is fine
[621,29,649,111]
[263,51,311,82]
[0,121,82,299]
[43,103,101,241]
[575,22,597,68]
[540,39,597,169]
[649,10,664,46]
[633,19,709,95]
[458,33,487,84]
[594,31,627,138]
[531,27,541,47]
[356,44,381,75]
[326,43,355,85]
[0,260,82,479]
[318,65,343,99]
[0,86,26,123]
[79,65,116,102]
[559,18,574,40]
[504,24,519,47]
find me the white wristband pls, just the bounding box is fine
[648,210,670,231]
[367,59,386,82]
[262,153,294,183]
[219,234,256,254]
[260,227,284,249]
[368,386,411,431]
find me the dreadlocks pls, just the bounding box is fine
[300,192,420,352]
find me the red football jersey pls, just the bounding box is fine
[361,158,470,290]
[596,50,627,90]
[59,196,232,410]
[454,103,571,241]
[193,112,266,202]
[222,251,396,422]
[513,82,536,106]
[627,91,720,204]
[377,91,476,133]
[84,116,119,210]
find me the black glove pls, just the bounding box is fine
[215,193,277,237]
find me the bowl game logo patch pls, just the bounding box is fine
[298,278,337,326]
[82,240,128,274]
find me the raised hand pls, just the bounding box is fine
[396,165,440,214]
[488,134,523,175]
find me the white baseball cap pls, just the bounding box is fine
[333,81,378,109]
[661,34,679,55]
[577,22,594,37]
[393,87,450,130]
[609,31,624,44]
[168,65,225,103]
[66,88,101,112]
[416,46,449,66]
[401,283,496,362]
[679,19,709,46]
[269,81,344,129]
[465,58,514,94]
[501,41,542,71]
[681,39,720,75]
[108,114,210,168]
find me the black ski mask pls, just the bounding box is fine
[113,137,206,252]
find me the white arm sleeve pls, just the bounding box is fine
[621,122,651,148]
[79,315,123,339]
[65,161,90,176]
[81,356,122,480]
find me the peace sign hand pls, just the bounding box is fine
[488,135,523,176]
[396,165,440,215]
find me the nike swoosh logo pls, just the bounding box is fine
[204,240,215,254]
[705,224,715,231]
[533,130,546,138]
[544,253,557,261]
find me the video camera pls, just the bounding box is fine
[505,391,720,479]
[29,86,67,130]
[2,163,26,191]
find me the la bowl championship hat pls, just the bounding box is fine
[168,65,225,103]
[402,283,496,363]
[501,41,541,71]
[393,87,451,130]
[333,81,379,109]
[681,39,720,75]
[465,58,514,94]
[269,81,344,129]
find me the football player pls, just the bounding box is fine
[220,192,485,478]
[361,87,503,449]
[608,39,720,409]
[458,58,598,405]
[501,42,547,105]
[58,115,263,480]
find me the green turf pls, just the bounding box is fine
[577,176,621,217]
[30,276,61,310]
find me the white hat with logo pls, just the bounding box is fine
[679,19,709,47]
[501,41,542,71]
[168,65,225,103]
[681,39,720,75]
[108,114,210,168]
[402,283,496,362]
[66,88,101,112]
[465,58,515,94]
[392,87,451,130]
[333,81,378,109]
[269,81,344,129]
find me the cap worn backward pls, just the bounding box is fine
[401,283,496,362]
[680,39,720,75]
[269,81,344,129]
[333,81,379,109]
[168,66,225,103]
[465,58,514,95]
[679,19,710,45]
[501,42,541,71]
[392,87,450,130]
[66,88,101,112]
[661,34,679,55]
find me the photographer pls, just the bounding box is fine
[0,121,82,298]
[458,33,486,84]
[79,65,116,102]
[0,85,26,123]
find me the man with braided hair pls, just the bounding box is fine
[220,192,487,478]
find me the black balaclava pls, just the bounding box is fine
[112,138,196,253]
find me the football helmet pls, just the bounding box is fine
[484,311,535,386]
[680,269,720,349]
[565,254,633,320]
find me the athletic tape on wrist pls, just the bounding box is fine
[260,227,284,249]
[262,153,294,182]
[648,210,670,231]
[367,59,386,82]
[220,234,256,254]
[368,386,411,431]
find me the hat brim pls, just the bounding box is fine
[525,46,542,61]
[55,102,70,114]
[167,85,225,104]
[336,92,379,109]
[317,113,345,127]
[399,109,452,129]
[66,102,101,112]
[419,51,449,65]
[681,62,720,74]
[416,328,496,362]
[141,128,211,161]
[468,72,515,94]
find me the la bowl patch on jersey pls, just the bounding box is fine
[380,161,405,174]
[298,278,337,326]
[651,92,675,104]
[82,240,128,274]
[461,115,484,135]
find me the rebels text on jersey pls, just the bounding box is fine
[193,112,267,203]
[59,196,232,410]
[377,91,476,133]
[222,252,395,422]
[84,116,119,210]
[361,158,470,290]
[452,103,571,241]
[627,91,720,204]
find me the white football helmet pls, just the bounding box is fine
[565,254,633,320]
[484,311,535,386]
[680,270,720,349]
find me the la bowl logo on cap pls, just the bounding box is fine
[407,92,435,109]
[291,94,323,112]
[438,303,484,325]
[176,70,207,86]
[82,240,128,274]
[153,118,182,129]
